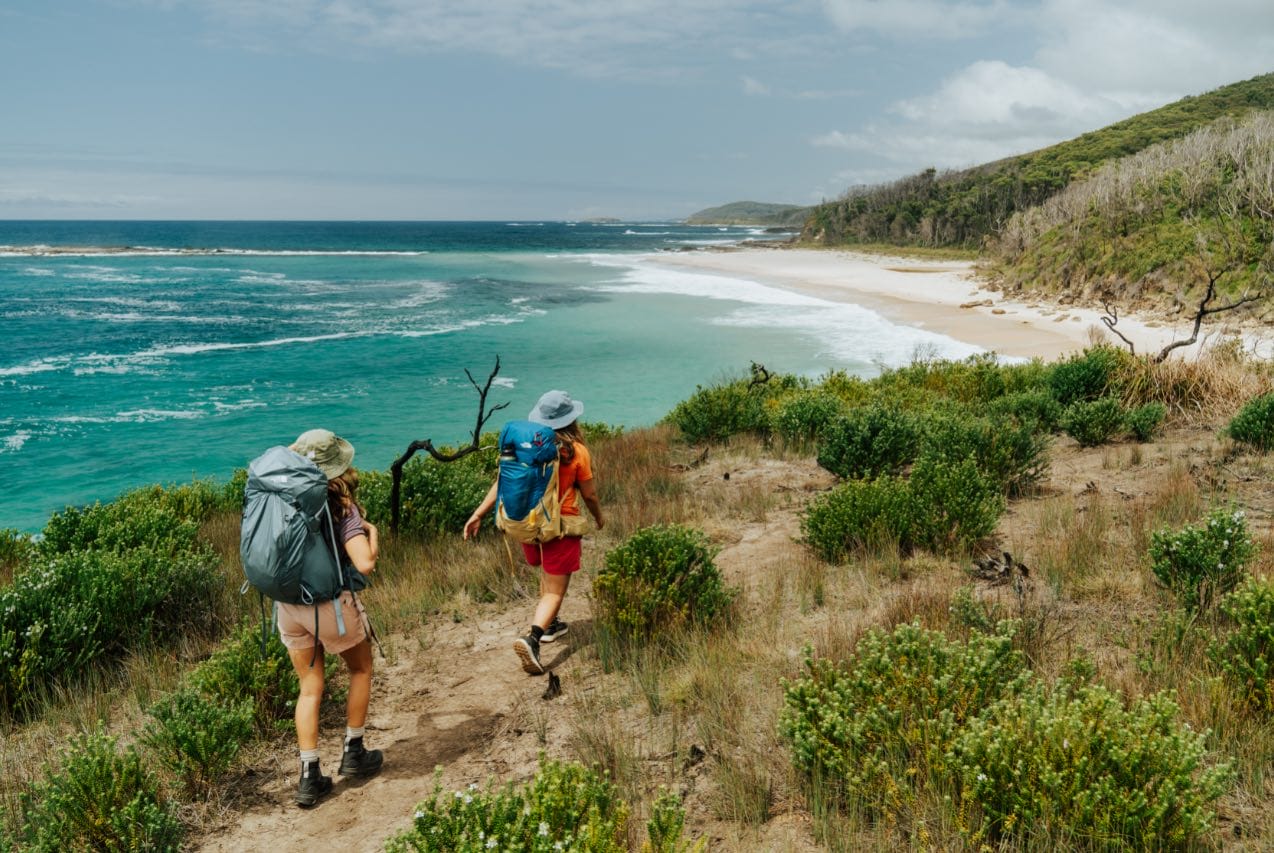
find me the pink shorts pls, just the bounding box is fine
[276,591,368,655]
[522,536,582,576]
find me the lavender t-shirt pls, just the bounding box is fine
[338,504,367,561]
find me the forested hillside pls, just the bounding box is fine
[991,111,1274,312]
[801,72,1274,250]
[686,200,811,226]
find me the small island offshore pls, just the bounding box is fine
[2,73,1273,852]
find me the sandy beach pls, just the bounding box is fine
[648,247,1258,362]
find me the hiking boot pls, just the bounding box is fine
[514,634,545,675]
[338,737,384,778]
[540,618,569,643]
[294,761,333,808]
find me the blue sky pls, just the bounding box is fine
[1,1,1271,220]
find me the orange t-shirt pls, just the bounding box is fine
[558,441,593,516]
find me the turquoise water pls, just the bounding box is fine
[0,221,981,532]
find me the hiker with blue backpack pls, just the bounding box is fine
[463,390,605,675]
[240,428,384,808]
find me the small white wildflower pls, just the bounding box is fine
[454,791,464,799]
[486,838,498,849]
[976,773,987,783]
[414,810,424,820]
[469,782,479,791]
[538,821,550,837]
[464,794,473,804]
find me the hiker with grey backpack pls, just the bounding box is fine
[240,428,384,808]
[463,390,605,675]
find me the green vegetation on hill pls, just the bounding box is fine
[991,110,1274,309]
[802,72,1274,249]
[685,200,810,226]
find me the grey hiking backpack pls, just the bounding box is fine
[241,446,346,605]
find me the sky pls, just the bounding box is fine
[1,1,1271,221]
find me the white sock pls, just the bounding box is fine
[345,726,365,743]
[299,748,320,769]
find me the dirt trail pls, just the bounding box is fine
[196,455,835,852]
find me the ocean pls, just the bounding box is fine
[0,220,982,533]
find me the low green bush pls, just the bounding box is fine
[986,389,1064,432]
[1049,345,1123,406]
[779,623,1029,817]
[668,379,772,443]
[143,688,254,795]
[0,547,221,717]
[800,476,913,561]
[10,730,182,851]
[770,390,844,446]
[1126,401,1167,442]
[921,409,1050,497]
[872,353,1009,406]
[386,758,690,852]
[1211,576,1274,715]
[816,405,921,479]
[1149,507,1258,611]
[40,480,224,556]
[1226,392,1274,451]
[188,620,298,731]
[951,683,1233,849]
[361,451,494,538]
[0,530,33,579]
[801,454,1003,559]
[1061,396,1126,447]
[908,453,1005,554]
[592,525,733,648]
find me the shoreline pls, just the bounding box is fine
[645,247,1262,362]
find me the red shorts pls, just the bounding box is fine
[522,536,582,575]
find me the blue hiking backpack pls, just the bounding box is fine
[494,420,565,544]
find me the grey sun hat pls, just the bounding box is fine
[528,390,584,430]
[290,428,355,479]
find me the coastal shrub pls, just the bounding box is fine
[770,390,844,446]
[220,467,249,512]
[1126,401,1167,442]
[816,405,921,479]
[360,451,493,538]
[987,389,1064,432]
[0,529,33,581]
[779,623,1029,817]
[907,453,1005,554]
[951,683,1233,849]
[1049,345,1123,406]
[800,476,913,561]
[592,525,733,648]
[386,758,645,853]
[668,378,772,443]
[187,620,298,732]
[142,688,254,796]
[1211,577,1274,715]
[1149,507,1258,611]
[12,730,182,851]
[873,353,1009,405]
[921,408,1050,497]
[0,546,220,717]
[1226,392,1274,451]
[579,420,625,443]
[1060,396,1126,447]
[38,481,223,556]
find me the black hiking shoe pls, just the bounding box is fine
[338,737,384,778]
[540,618,569,643]
[294,761,333,808]
[514,634,545,675]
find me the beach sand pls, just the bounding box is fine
[646,247,1257,362]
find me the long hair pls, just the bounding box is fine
[327,468,363,522]
[555,421,585,464]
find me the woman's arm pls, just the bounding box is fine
[344,527,377,575]
[578,477,604,530]
[463,479,499,540]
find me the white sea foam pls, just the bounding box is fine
[2,431,32,453]
[114,409,207,423]
[389,280,451,309]
[580,256,986,366]
[134,332,363,358]
[491,377,517,388]
[0,357,71,378]
[0,246,429,257]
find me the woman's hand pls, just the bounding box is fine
[463,514,483,540]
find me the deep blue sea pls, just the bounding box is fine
[0,220,981,533]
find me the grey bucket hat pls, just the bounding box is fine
[290,428,355,479]
[528,390,584,430]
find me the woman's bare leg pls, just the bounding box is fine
[532,572,571,629]
[288,646,326,751]
[338,639,374,729]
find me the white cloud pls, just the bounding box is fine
[742,75,771,96]
[820,0,1016,39]
[159,0,830,78]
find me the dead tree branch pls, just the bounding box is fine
[1154,267,1261,363]
[389,357,510,533]
[1100,299,1136,355]
[748,361,771,388]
